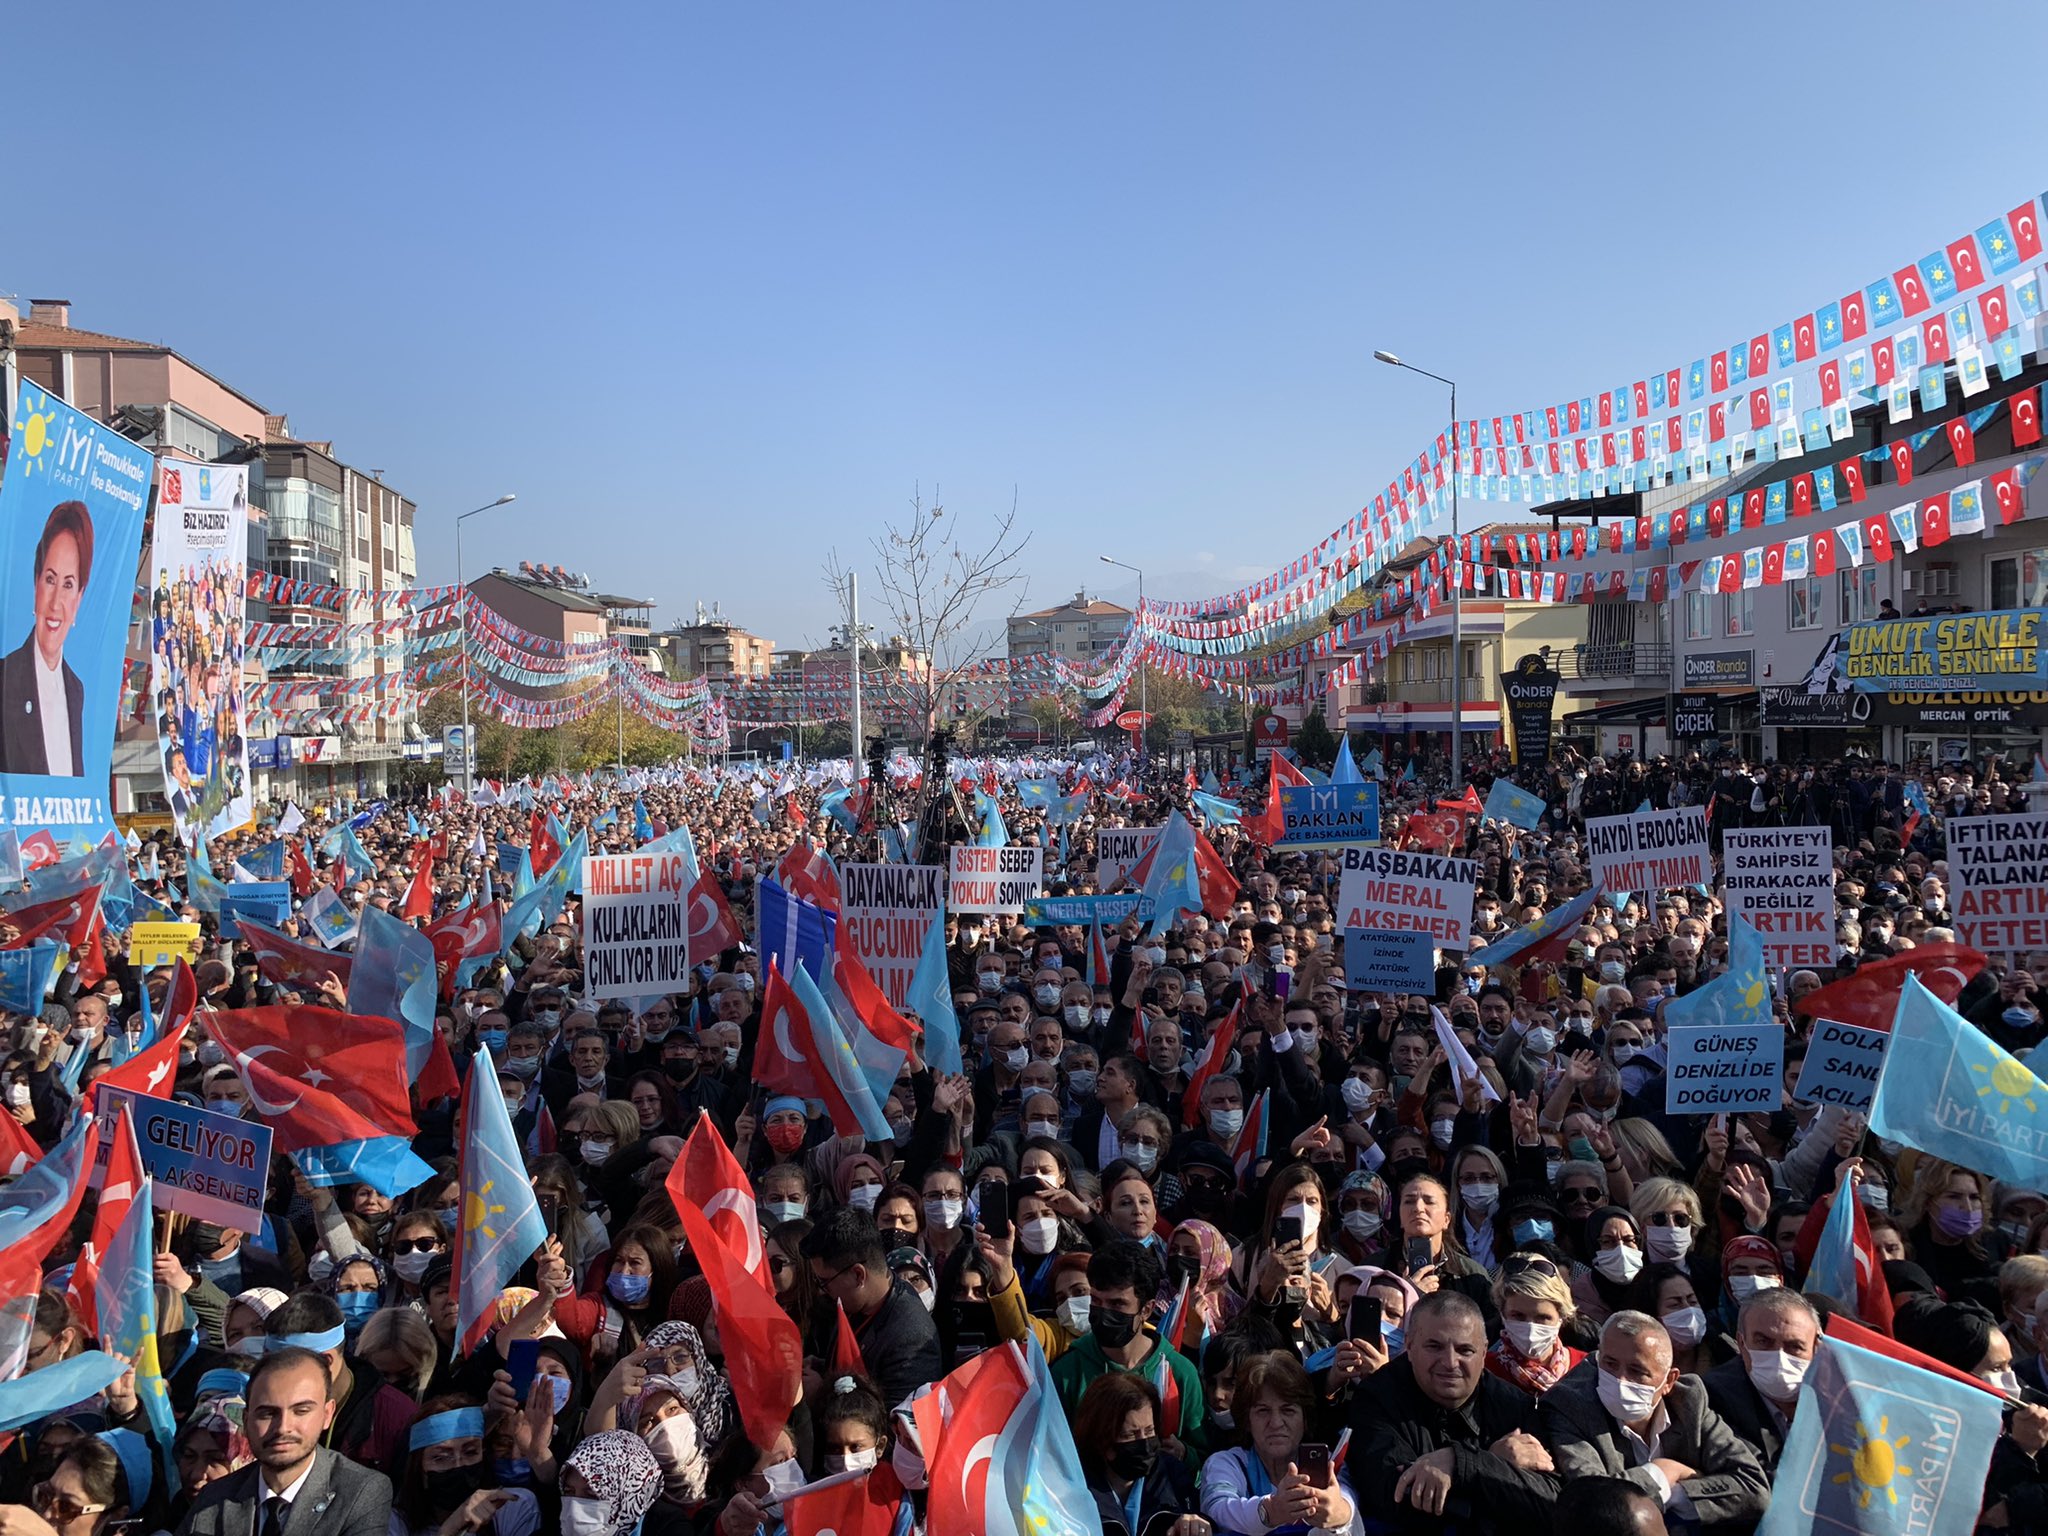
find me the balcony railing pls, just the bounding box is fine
[1553,642,1672,680]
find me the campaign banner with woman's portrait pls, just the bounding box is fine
[147,461,250,845]
[0,382,151,855]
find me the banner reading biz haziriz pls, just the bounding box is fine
[0,383,151,854]
[149,462,251,844]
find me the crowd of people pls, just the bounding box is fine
[0,737,2042,1536]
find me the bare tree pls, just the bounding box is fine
[824,482,1032,764]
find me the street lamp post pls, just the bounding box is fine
[454,494,517,797]
[1374,351,1463,787]
[1099,555,1146,770]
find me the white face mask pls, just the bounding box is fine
[1019,1216,1060,1256]
[392,1250,434,1284]
[763,1199,805,1225]
[1728,1274,1780,1301]
[1746,1348,1810,1402]
[560,1498,612,1535]
[1340,1077,1375,1114]
[1209,1108,1244,1141]
[1596,1367,1664,1425]
[1646,1225,1693,1263]
[825,1447,881,1474]
[1430,1117,1457,1149]
[1594,1244,1644,1283]
[923,1197,964,1230]
[1502,1319,1559,1358]
[1057,1295,1092,1335]
[643,1414,700,1492]
[580,1139,612,1167]
[1342,1210,1383,1244]
[1064,1005,1090,1029]
[1120,1141,1158,1173]
[1658,1305,1706,1348]
[762,1458,805,1500]
[1610,1043,1637,1066]
[1025,1118,1061,1141]
[1461,1181,1499,1216]
[1523,1026,1556,1056]
[847,1182,882,1211]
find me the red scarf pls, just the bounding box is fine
[1485,1336,1582,1396]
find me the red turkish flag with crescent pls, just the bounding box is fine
[1873,337,1897,386]
[1749,335,1771,377]
[2014,202,2044,261]
[1812,529,1838,577]
[1842,290,1868,340]
[1710,352,1728,392]
[688,872,743,958]
[1862,515,1895,564]
[1923,315,1951,365]
[1948,234,1984,290]
[2013,390,2042,446]
[1992,466,2027,525]
[1947,417,1976,468]
[1841,458,1867,503]
[666,1116,773,1295]
[673,1185,802,1449]
[1749,387,1771,430]
[1794,313,1818,360]
[1795,944,1984,1033]
[1921,494,1952,547]
[1889,440,1914,486]
[1895,265,1929,317]
[1818,360,1842,407]
[1981,286,2010,336]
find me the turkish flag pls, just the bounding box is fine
[1842,290,1868,340]
[1921,493,1952,546]
[752,963,814,1098]
[1710,351,1728,392]
[528,811,561,877]
[90,1020,188,1106]
[1818,360,1842,406]
[1568,399,1582,433]
[688,872,743,958]
[417,1025,462,1104]
[776,839,842,914]
[1633,380,1649,417]
[1873,336,1897,385]
[1648,566,1669,602]
[68,1100,142,1338]
[1923,315,1951,364]
[1791,475,1813,518]
[832,1298,868,1381]
[1841,458,1866,502]
[1570,526,1587,559]
[1895,264,1929,317]
[0,1107,39,1178]
[1608,570,1627,595]
[400,841,435,922]
[1982,286,2011,336]
[2015,201,2044,261]
[1992,466,2027,524]
[1794,313,1818,360]
[1863,515,1895,563]
[1889,440,1914,486]
[243,920,353,993]
[1795,944,1984,1032]
[1749,387,1771,430]
[1669,513,1687,547]
[1664,369,1681,409]
[205,1004,415,1145]
[674,1182,803,1450]
[782,1468,901,1536]
[1545,405,1560,438]
[1607,523,1623,553]
[667,1116,774,1296]
[2,889,101,954]
[915,1346,1032,1536]
[288,840,315,899]
[1749,334,1771,377]
[1708,401,1727,441]
[1812,529,1838,576]
[1743,488,1766,528]
[2013,391,2042,446]
[1792,1193,1895,1336]
[1597,394,1612,428]
[1636,515,1653,548]
[1574,438,1590,472]
[1708,498,1728,537]
[1948,234,1984,290]
[1947,417,1976,468]
[1763,544,1785,584]
[1630,424,1647,462]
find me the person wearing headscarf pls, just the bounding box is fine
[637,1320,733,1452]
[171,1394,250,1529]
[622,1371,710,1535]
[1717,1234,1786,1332]
[561,1429,665,1536]
[1570,1204,1646,1327]
[1162,1218,1241,1358]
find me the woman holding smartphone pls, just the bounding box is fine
[1197,1351,1364,1535]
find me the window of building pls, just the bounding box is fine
[1685,590,1714,639]
[1918,564,1958,599]
[1840,566,1881,623]
[1788,577,1822,630]
[1725,588,1755,636]
[1990,549,2048,609]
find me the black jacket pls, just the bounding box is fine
[1701,1357,1788,1475]
[1350,1355,1558,1533]
[1088,1454,1201,1536]
[846,1277,943,1410]
[0,637,85,778]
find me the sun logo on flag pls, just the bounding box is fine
[11,392,60,478]
[1740,971,1766,1011]
[1972,1055,2041,1115]
[466,1179,508,1240]
[1830,1416,1913,1509]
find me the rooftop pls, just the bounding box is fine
[14,315,271,414]
[476,569,606,613]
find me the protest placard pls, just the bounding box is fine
[581,850,692,1000]
[1341,928,1437,993]
[1585,806,1710,897]
[1665,1022,1783,1113]
[131,920,202,969]
[838,863,946,1008]
[949,847,1044,914]
[1279,783,1380,845]
[1947,812,2048,954]
[217,881,291,939]
[92,1087,274,1233]
[1793,1018,1889,1111]
[1095,828,1158,890]
[1721,827,1837,970]
[1021,894,1157,927]
[1335,845,1481,951]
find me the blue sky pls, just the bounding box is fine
[10,4,2041,648]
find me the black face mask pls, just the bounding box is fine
[1091,1306,1139,1350]
[1389,1156,1431,1192]
[1110,1435,1160,1481]
[179,1222,226,1263]
[423,1462,488,1513]
[662,1058,697,1084]
[1166,1253,1201,1288]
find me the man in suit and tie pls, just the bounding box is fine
[178,1346,392,1536]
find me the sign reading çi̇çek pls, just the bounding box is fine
[1843,609,2048,692]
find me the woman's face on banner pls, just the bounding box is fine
[34,528,84,668]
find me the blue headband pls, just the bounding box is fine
[276,1326,346,1353]
[96,1428,152,1509]
[764,1095,807,1120]
[408,1407,486,1452]
[195,1368,246,1401]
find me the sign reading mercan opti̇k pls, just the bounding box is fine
[1278,783,1379,846]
